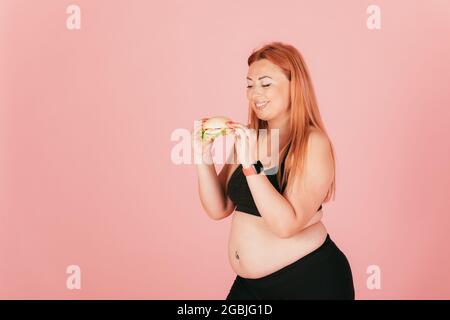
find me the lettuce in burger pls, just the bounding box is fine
[200,116,235,141]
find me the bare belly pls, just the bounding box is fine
[228,210,328,279]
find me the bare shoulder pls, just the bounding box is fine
[307,126,331,152]
[299,126,333,177]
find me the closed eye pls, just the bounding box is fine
[247,84,272,88]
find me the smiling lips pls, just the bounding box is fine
[255,101,269,109]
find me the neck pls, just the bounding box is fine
[267,115,290,149]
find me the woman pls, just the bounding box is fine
[192,42,355,299]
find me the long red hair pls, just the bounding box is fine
[247,41,336,203]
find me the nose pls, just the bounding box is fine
[252,94,266,102]
[251,85,264,96]
[251,89,266,101]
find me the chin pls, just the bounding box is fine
[258,116,270,122]
[254,112,273,121]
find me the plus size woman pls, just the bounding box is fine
[192,42,355,300]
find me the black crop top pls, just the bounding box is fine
[226,159,322,217]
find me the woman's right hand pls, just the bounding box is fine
[191,117,215,164]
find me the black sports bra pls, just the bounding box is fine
[227,158,323,217]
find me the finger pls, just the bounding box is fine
[228,122,239,130]
[247,128,257,141]
[239,127,251,140]
[235,125,253,139]
[239,126,249,135]
[231,122,247,129]
[234,127,245,138]
[192,129,200,141]
[225,120,237,129]
[193,125,202,135]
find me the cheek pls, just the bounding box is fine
[281,87,291,109]
[272,88,290,109]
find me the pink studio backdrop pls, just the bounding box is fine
[1,0,449,299]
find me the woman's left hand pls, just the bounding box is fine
[231,123,258,168]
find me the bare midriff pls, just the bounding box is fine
[227,208,327,279]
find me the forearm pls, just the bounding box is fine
[245,173,300,237]
[196,163,227,219]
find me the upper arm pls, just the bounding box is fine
[283,130,334,235]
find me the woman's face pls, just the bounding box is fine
[246,59,291,122]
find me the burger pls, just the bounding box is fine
[200,116,235,141]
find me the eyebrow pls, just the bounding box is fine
[246,76,272,81]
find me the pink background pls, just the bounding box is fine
[1,0,450,299]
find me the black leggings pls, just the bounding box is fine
[226,234,355,300]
